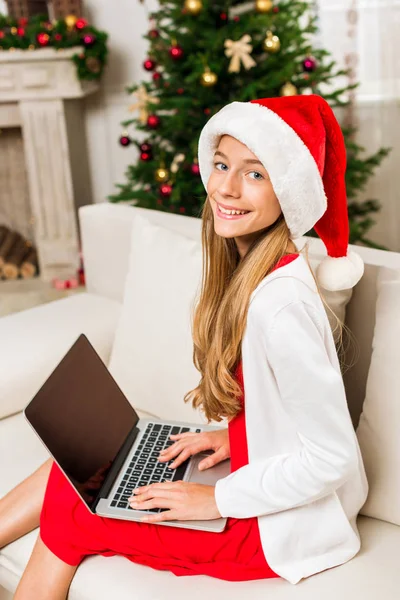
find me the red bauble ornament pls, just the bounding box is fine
[220,12,227,20]
[179,206,186,214]
[17,27,25,36]
[76,18,88,30]
[140,142,152,152]
[152,72,162,82]
[177,87,184,94]
[149,29,159,39]
[169,44,184,60]
[204,108,211,115]
[0,31,4,39]
[273,6,279,13]
[140,152,152,161]
[191,163,200,176]
[18,17,28,26]
[160,183,172,197]
[37,32,50,46]
[54,33,62,41]
[303,57,317,72]
[143,58,156,71]
[119,135,131,147]
[147,115,160,128]
[83,34,96,46]
[233,16,240,22]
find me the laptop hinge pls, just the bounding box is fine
[92,425,140,510]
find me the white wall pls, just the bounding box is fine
[83,0,160,205]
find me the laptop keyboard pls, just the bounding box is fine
[110,422,201,513]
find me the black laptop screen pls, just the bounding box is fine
[24,334,139,510]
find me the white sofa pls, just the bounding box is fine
[1,202,400,599]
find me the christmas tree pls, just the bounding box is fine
[108,0,391,249]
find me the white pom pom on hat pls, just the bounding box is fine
[197,94,364,292]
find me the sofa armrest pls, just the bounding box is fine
[0,293,121,421]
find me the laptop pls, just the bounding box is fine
[24,333,231,532]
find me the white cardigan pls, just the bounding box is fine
[214,254,369,585]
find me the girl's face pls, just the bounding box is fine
[207,135,282,259]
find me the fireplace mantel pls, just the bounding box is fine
[0,47,99,281]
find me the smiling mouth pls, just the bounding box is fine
[216,203,251,220]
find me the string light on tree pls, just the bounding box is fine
[263,30,280,53]
[255,0,274,13]
[184,0,203,15]
[200,66,218,87]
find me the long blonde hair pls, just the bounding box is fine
[183,196,355,424]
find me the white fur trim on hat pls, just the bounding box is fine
[198,101,327,239]
[316,250,365,291]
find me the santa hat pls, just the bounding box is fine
[197,94,364,292]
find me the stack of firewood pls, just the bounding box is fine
[0,225,39,280]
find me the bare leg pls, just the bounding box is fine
[13,533,78,600]
[0,457,53,548]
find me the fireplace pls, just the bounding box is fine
[0,47,98,282]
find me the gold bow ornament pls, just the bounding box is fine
[224,34,257,73]
[129,84,160,124]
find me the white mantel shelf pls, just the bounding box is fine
[0,47,99,281]
[0,47,98,101]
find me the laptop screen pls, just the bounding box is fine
[24,334,139,510]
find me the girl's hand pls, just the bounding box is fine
[128,481,221,522]
[157,428,230,471]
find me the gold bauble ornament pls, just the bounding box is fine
[155,167,170,183]
[200,66,218,87]
[65,14,78,29]
[11,27,17,34]
[184,0,203,15]
[263,30,280,53]
[280,82,298,96]
[255,0,273,13]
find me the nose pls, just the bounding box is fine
[218,169,240,198]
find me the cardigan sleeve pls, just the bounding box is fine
[214,300,358,519]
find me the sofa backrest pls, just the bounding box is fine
[78,202,400,431]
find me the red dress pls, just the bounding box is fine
[39,254,299,580]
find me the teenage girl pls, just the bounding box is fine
[0,94,368,598]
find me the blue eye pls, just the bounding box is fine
[249,171,264,180]
[213,162,264,180]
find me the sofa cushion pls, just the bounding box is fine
[108,213,353,427]
[0,293,122,421]
[108,212,217,425]
[357,267,400,525]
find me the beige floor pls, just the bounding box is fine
[0,277,86,317]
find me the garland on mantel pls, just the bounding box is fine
[0,13,108,81]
